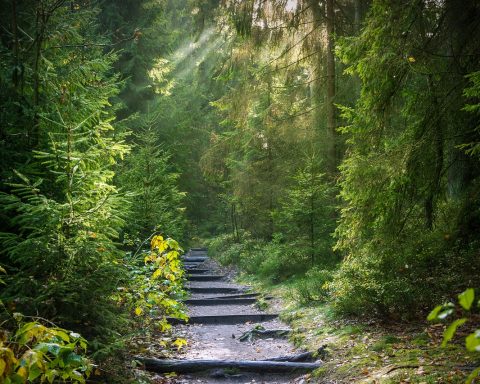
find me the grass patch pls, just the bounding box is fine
[237,273,472,383]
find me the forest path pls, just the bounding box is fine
[150,249,319,383]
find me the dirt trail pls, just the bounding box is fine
[166,249,315,384]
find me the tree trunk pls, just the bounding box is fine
[354,0,361,32]
[140,358,322,374]
[424,76,444,229]
[326,0,336,173]
[167,313,278,325]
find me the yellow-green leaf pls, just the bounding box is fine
[459,288,475,311]
[172,338,187,349]
[466,366,480,384]
[466,330,480,352]
[442,318,467,347]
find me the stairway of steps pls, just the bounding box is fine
[142,248,321,383]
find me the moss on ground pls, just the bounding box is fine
[238,273,477,384]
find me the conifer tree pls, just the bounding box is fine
[0,1,131,346]
[117,115,187,242]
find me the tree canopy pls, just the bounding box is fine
[0,0,479,382]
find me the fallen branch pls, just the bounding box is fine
[262,347,325,362]
[167,313,278,325]
[187,287,246,294]
[139,357,322,374]
[205,293,260,299]
[187,274,225,281]
[184,297,258,306]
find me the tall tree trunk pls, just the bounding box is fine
[11,0,20,90]
[308,0,324,148]
[32,4,47,148]
[354,0,361,32]
[326,0,336,174]
[424,77,444,230]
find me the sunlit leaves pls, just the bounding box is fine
[442,319,467,347]
[466,331,480,352]
[429,288,480,383]
[427,303,454,321]
[172,338,187,350]
[459,288,475,311]
[126,235,188,335]
[0,318,91,384]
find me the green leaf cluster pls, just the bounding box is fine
[428,288,480,383]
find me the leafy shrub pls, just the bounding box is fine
[0,268,92,383]
[255,240,310,283]
[122,235,188,333]
[428,288,480,383]
[292,268,334,305]
[0,319,92,384]
[207,233,319,283]
[330,234,480,318]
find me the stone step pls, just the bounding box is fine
[183,262,204,268]
[182,256,209,263]
[184,297,258,306]
[185,268,210,274]
[167,313,279,325]
[205,292,260,299]
[187,287,247,294]
[141,357,321,374]
[187,274,225,281]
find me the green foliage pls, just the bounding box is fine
[461,71,480,157]
[331,0,480,318]
[117,118,187,242]
[0,319,92,384]
[273,154,337,266]
[291,268,334,305]
[207,232,328,284]
[428,288,480,383]
[120,235,188,333]
[0,268,92,384]
[0,2,131,353]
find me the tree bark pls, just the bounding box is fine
[167,313,278,325]
[140,358,322,374]
[184,297,259,306]
[326,0,336,173]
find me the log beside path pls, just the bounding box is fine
[167,313,279,325]
[184,297,258,305]
[140,357,322,374]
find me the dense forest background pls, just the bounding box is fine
[0,0,479,382]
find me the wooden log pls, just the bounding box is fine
[184,298,258,306]
[262,351,317,362]
[205,293,260,299]
[183,263,203,269]
[185,268,210,273]
[187,287,246,294]
[140,358,322,374]
[187,275,225,281]
[167,313,278,325]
